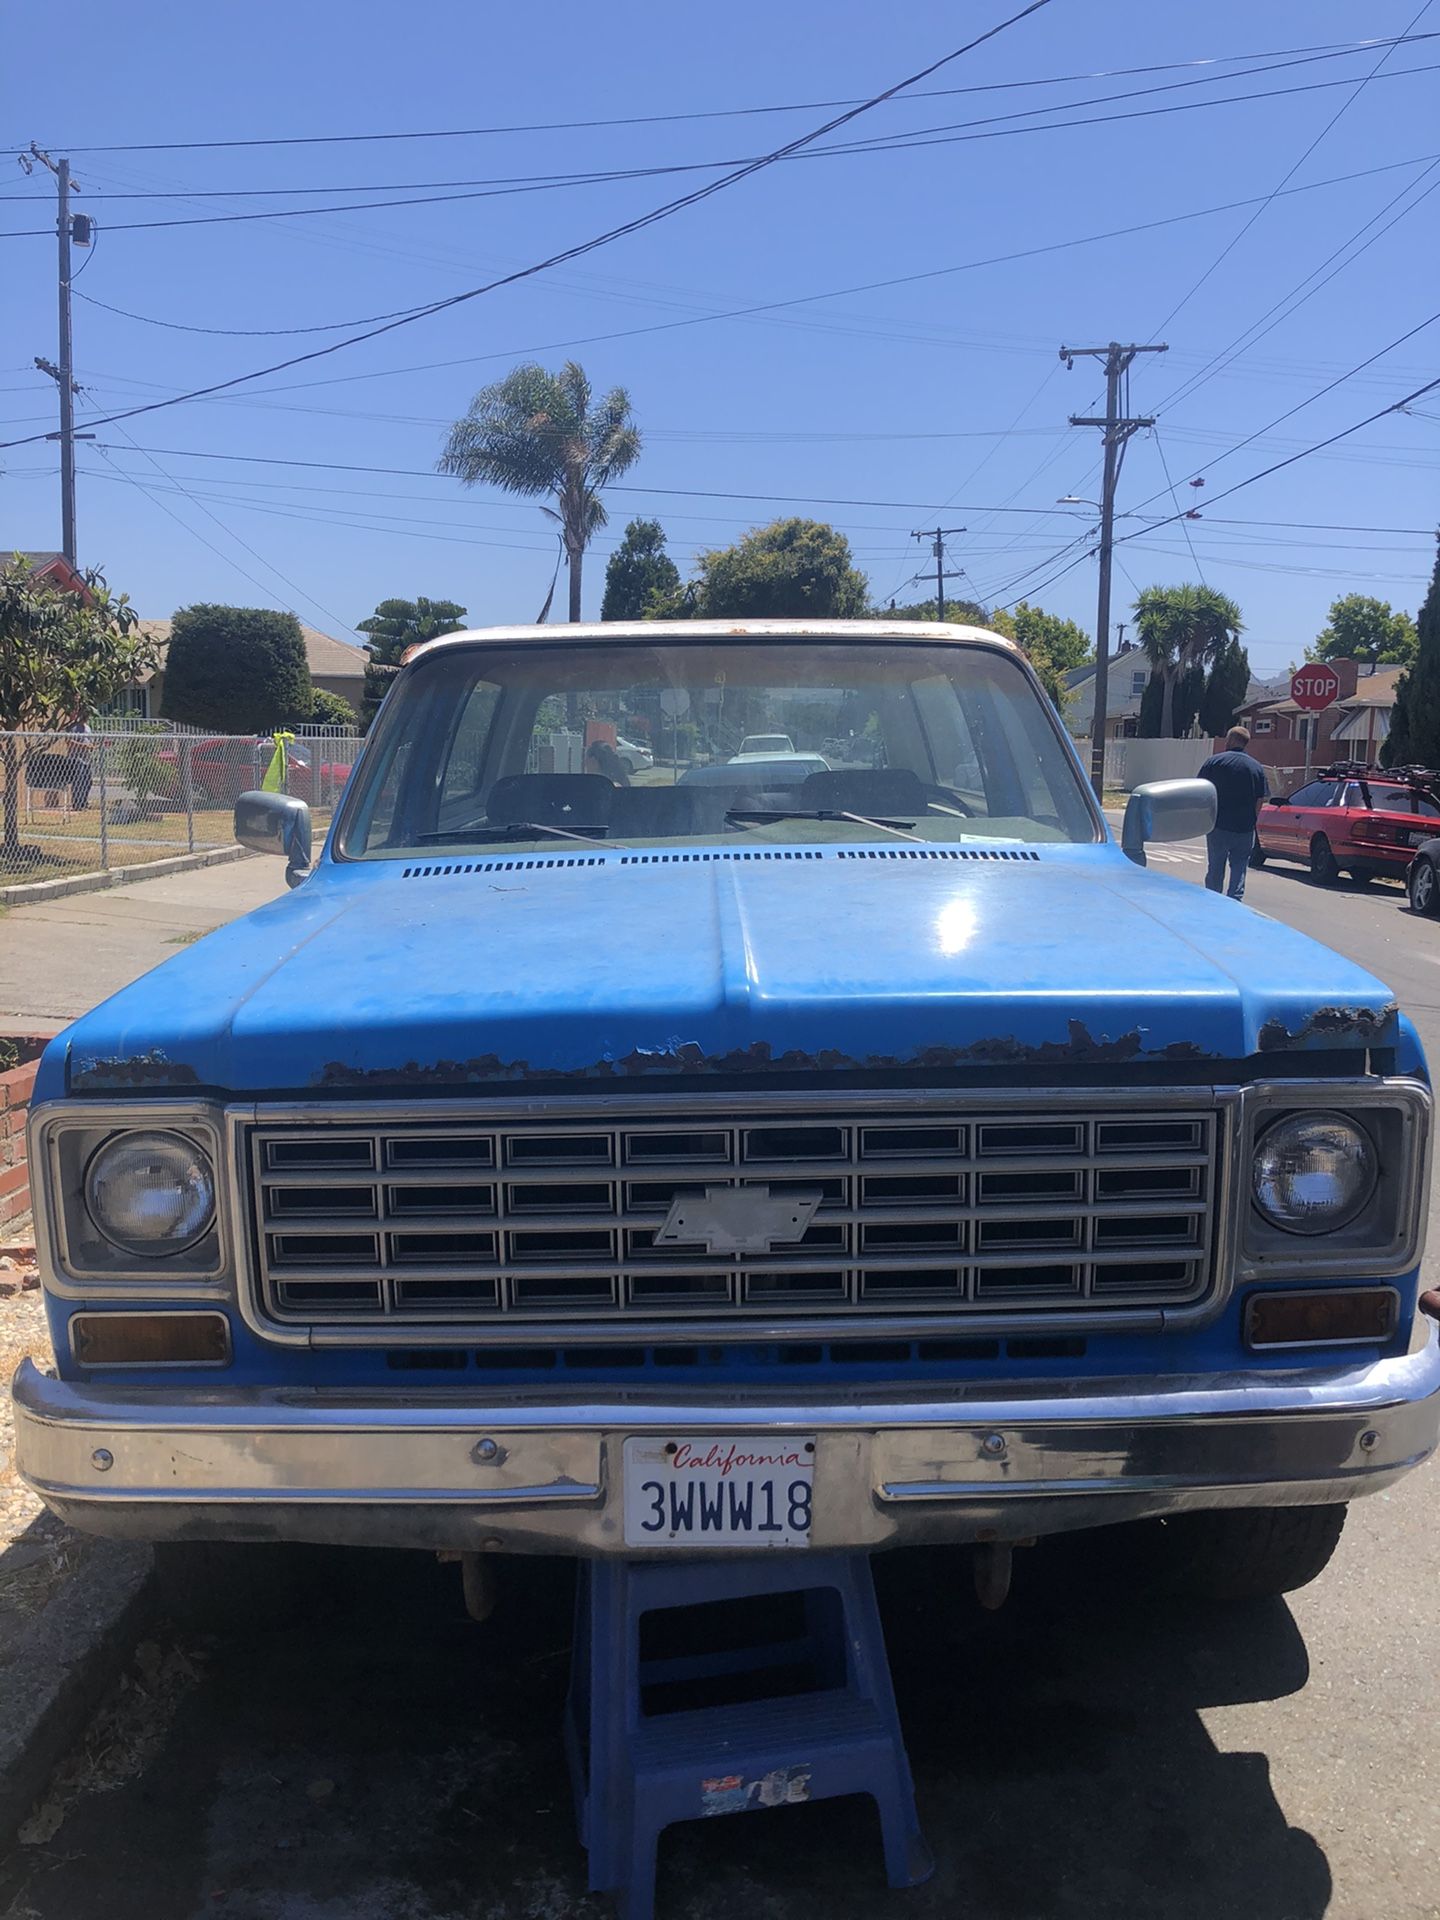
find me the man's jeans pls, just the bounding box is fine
[1205,827,1255,901]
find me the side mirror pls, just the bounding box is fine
[1120,778,1216,869]
[235,789,312,887]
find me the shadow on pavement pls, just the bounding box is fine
[0,1538,1327,1920]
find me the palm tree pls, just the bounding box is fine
[438,361,642,622]
[1134,584,1244,738]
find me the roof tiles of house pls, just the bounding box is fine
[132,618,365,684]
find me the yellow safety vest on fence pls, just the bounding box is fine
[261,732,295,793]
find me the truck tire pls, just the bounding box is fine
[1124,1504,1347,1603]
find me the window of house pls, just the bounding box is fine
[1252,717,1274,735]
[1130,671,1147,697]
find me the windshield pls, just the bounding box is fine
[338,636,1099,859]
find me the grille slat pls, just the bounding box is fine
[250,1103,1220,1330]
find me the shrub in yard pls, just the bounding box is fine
[301,687,358,729]
[113,722,177,807]
[161,606,312,734]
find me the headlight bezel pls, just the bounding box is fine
[31,1100,232,1297]
[1236,1079,1430,1281]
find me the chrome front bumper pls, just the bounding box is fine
[14,1327,1440,1554]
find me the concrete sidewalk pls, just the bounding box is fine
[0,856,289,1033]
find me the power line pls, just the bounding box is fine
[1152,429,1206,581]
[20,40,1433,205]
[39,34,1434,153]
[1153,158,1440,417]
[78,442,1440,536]
[99,416,355,632]
[1126,307,1440,517]
[1114,369,1440,550]
[0,3,1074,450]
[8,56,1440,243]
[1147,2,1436,335]
[39,153,1435,380]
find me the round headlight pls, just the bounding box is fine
[1251,1112,1377,1236]
[84,1131,216,1255]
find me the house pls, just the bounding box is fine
[1232,660,1404,772]
[1061,644,1152,740]
[114,619,367,721]
[3,550,90,597]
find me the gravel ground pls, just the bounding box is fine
[0,1262,98,1652]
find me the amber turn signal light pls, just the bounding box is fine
[71,1312,231,1367]
[1245,1288,1398,1350]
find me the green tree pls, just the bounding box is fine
[438,361,641,622]
[1312,593,1417,669]
[161,605,311,734]
[985,602,1090,708]
[1008,601,1092,676]
[601,518,680,622]
[0,556,152,859]
[879,596,991,626]
[1134,584,1244,737]
[1382,541,1440,767]
[682,518,869,620]
[354,596,467,726]
[1199,636,1252,738]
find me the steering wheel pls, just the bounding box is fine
[921,783,976,818]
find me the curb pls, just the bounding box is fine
[0,843,253,910]
[0,1541,155,1846]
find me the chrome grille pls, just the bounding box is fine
[246,1102,1222,1333]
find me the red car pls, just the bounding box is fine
[157,738,354,808]
[1253,763,1440,886]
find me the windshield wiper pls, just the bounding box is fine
[415,820,624,850]
[725,808,923,844]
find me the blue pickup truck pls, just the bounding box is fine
[13,620,1438,1606]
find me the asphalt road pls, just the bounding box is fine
[2,848,1438,1920]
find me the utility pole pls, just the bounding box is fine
[27,147,88,567]
[910,525,966,622]
[1061,342,1166,798]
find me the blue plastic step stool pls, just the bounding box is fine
[564,1552,932,1920]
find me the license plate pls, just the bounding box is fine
[622,1435,815,1549]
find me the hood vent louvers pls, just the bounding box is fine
[401,844,1046,880]
[402,855,608,878]
[618,849,824,866]
[836,847,1041,863]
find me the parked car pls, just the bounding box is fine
[1253,763,1440,885]
[14,620,1437,1615]
[734,733,795,757]
[683,753,831,798]
[614,735,653,774]
[1407,836,1440,915]
[157,737,353,808]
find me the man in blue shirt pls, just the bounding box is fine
[1197,726,1269,901]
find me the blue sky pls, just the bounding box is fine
[2,0,1437,675]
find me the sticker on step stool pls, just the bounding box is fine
[701,1765,812,1816]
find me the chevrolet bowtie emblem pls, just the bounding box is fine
[655,1184,823,1257]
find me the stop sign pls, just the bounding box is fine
[1291,663,1341,712]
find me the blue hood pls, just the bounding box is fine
[55,846,1400,1095]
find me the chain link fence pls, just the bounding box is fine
[0,728,363,882]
